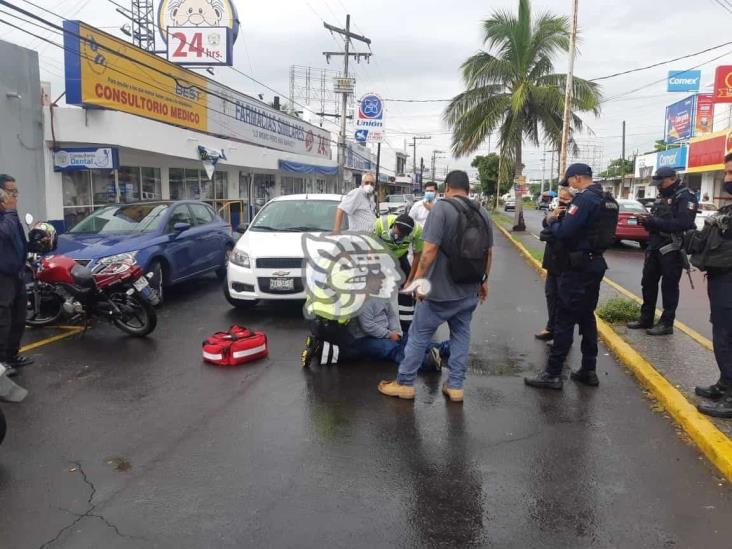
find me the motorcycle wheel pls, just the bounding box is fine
[110,292,158,337]
[0,407,6,446]
[25,285,64,327]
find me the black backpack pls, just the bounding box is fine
[443,197,492,284]
[685,207,732,271]
[587,191,619,251]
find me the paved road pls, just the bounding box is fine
[1,231,731,548]
[518,208,713,339]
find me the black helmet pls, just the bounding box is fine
[28,222,58,254]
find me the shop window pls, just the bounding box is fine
[239,172,251,198]
[118,166,141,203]
[142,168,162,200]
[281,176,305,195]
[62,172,91,208]
[92,170,117,205]
[170,168,185,200]
[214,171,227,200]
[186,169,201,200]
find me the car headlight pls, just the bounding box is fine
[97,251,138,265]
[230,249,251,269]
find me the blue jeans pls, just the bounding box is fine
[397,296,479,388]
[340,336,449,372]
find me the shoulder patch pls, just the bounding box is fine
[688,201,698,210]
[569,204,579,216]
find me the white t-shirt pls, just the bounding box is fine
[339,187,376,232]
[408,199,433,226]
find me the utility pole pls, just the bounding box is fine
[412,136,431,179]
[419,157,425,191]
[559,0,579,178]
[431,150,445,183]
[322,15,372,191]
[541,148,547,195]
[621,120,626,195]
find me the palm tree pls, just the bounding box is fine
[444,0,601,231]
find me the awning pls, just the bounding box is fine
[278,160,338,176]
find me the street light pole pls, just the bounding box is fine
[559,0,579,179]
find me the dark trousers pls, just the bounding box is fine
[640,250,683,326]
[546,261,606,376]
[544,273,559,334]
[0,273,26,363]
[398,254,415,332]
[712,323,732,386]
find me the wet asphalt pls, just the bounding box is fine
[1,230,732,548]
[520,209,712,339]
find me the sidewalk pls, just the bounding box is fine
[492,211,732,475]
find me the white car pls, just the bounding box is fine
[225,194,343,308]
[695,202,718,230]
[504,198,516,212]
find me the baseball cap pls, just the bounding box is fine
[651,166,676,184]
[394,214,415,235]
[560,163,593,186]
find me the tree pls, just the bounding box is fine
[599,158,634,178]
[471,153,500,197]
[444,0,601,231]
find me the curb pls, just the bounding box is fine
[494,221,732,481]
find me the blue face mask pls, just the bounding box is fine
[424,191,436,201]
[725,181,732,195]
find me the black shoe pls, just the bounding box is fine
[301,336,321,368]
[7,355,33,368]
[571,369,600,387]
[524,371,563,390]
[646,324,673,336]
[695,382,729,400]
[535,330,553,341]
[627,320,653,330]
[698,396,732,419]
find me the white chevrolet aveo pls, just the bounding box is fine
[225,194,344,308]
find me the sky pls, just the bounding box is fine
[3,0,732,180]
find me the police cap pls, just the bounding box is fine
[651,166,677,185]
[394,214,415,235]
[560,163,593,186]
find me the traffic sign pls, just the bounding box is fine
[355,129,368,143]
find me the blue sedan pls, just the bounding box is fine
[55,201,234,302]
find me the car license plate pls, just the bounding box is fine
[133,277,149,291]
[270,278,294,291]
[627,218,638,225]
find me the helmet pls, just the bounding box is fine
[27,222,58,254]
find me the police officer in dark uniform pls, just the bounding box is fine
[628,167,697,336]
[525,164,618,390]
[696,153,732,418]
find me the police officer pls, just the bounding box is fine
[525,164,618,390]
[696,153,732,418]
[628,167,697,335]
[0,174,31,377]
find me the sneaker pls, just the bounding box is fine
[378,380,415,400]
[571,369,600,387]
[627,320,653,330]
[534,330,553,341]
[695,382,729,400]
[7,355,33,368]
[698,395,732,419]
[524,371,563,390]
[442,383,464,402]
[646,324,673,336]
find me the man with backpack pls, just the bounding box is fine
[378,170,493,402]
[525,164,619,390]
[693,153,732,418]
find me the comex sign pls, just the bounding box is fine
[158,0,240,66]
[668,70,701,93]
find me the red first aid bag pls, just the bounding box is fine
[202,325,268,366]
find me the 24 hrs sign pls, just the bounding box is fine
[166,27,233,66]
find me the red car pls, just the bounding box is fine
[615,198,650,247]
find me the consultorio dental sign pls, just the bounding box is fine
[63,21,332,159]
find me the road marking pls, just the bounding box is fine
[20,326,83,353]
[494,222,732,482]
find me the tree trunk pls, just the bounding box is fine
[512,142,526,232]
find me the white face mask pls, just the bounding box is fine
[363,184,375,195]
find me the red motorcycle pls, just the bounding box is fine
[25,220,158,337]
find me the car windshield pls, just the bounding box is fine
[387,195,405,202]
[250,200,339,232]
[69,203,170,234]
[619,201,647,213]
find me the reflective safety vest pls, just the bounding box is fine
[373,214,424,258]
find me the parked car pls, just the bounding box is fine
[536,194,553,210]
[379,194,415,215]
[55,201,234,302]
[225,194,343,308]
[615,198,650,247]
[504,198,516,212]
[695,202,719,230]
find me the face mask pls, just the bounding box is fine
[559,199,571,207]
[567,187,578,197]
[659,183,677,198]
[424,191,436,201]
[363,184,374,195]
[725,182,732,195]
[390,231,403,243]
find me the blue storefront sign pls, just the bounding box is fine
[668,70,701,93]
[656,146,688,171]
[53,147,119,172]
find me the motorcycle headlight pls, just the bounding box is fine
[97,251,138,266]
[230,249,251,268]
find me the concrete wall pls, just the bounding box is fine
[0,40,45,222]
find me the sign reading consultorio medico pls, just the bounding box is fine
[63,21,332,159]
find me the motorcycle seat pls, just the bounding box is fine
[71,264,95,288]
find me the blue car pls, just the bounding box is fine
[55,201,234,302]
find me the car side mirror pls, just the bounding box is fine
[235,223,249,234]
[173,222,190,234]
[24,213,34,227]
